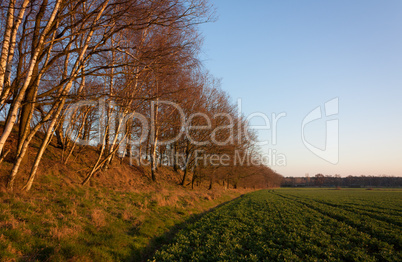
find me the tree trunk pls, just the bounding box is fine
[82,124,108,186]
[0,149,10,165]
[180,144,191,185]
[55,116,65,149]
[1,0,29,105]
[191,167,197,189]
[208,176,213,190]
[0,0,60,155]
[180,168,188,186]
[172,142,178,172]
[208,169,215,190]
[63,109,90,164]
[0,0,15,96]
[150,140,158,182]
[150,98,159,182]
[22,117,59,191]
[17,80,39,155]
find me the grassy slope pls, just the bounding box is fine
[0,129,251,261]
[0,182,246,261]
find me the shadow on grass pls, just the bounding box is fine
[127,193,246,262]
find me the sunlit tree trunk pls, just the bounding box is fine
[0,0,61,156]
[0,0,15,96]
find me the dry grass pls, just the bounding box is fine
[151,193,181,207]
[90,209,106,228]
[69,203,78,216]
[0,214,19,230]
[50,225,81,240]
[67,255,94,262]
[0,125,253,261]
[0,184,247,261]
[121,209,133,221]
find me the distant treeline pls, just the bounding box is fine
[282,175,402,188]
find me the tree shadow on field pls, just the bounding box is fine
[127,194,246,262]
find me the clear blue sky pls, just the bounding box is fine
[199,0,402,177]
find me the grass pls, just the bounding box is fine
[151,188,402,261]
[0,125,254,261]
[0,183,247,261]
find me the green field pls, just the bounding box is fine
[151,189,402,261]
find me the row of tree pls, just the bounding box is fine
[0,0,282,191]
[282,174,402,188]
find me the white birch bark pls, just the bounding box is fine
[0,0,30,103]
[0,0,61,156]
[22,0,111,191]
[0,0,15,96]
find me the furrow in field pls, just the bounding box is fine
[343,202,402,216]
[260,192,395,261]
[312,200,402,228]
[274,192,402,251]
[151,190,402,262]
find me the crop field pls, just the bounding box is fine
[151,189,402,261]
